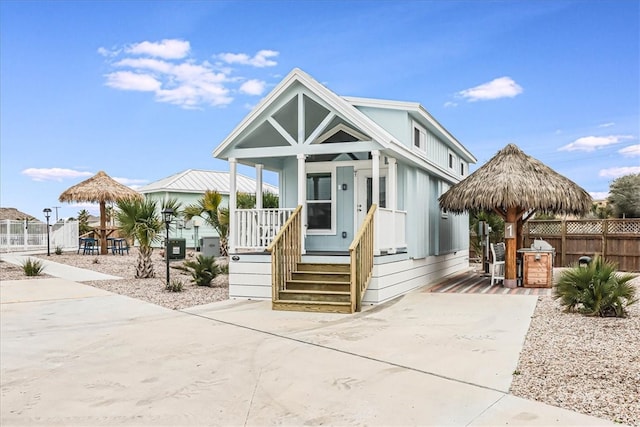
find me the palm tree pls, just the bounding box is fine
[116,198,163,278]
[77,209,92,235]
[183,190,229,256]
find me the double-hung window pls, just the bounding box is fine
[306,172,333,232]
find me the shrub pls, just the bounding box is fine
[166,278,184,292]
[182,255,220,287]
[54,246,63,255]
[218,262,229,275]
[22,258,44,276]
[554,255,637,317]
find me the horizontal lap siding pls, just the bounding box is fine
[229,260,271,300]
[363,252,469,304]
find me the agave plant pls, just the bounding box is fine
[554,255,637,317]
[182,255,220,287]
[116,198,163,279]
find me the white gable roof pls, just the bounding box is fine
[138,169,278,195]
[213,68,476,181]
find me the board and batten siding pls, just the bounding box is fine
[355,106,409,145]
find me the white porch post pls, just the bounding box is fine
[229,158,237,254]
[372,150,381,256]
[388,157,397,254]
[255,164,263,210]
[297,153,306,254]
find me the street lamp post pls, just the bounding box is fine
[161,208,174,286]
[43,208,52,256]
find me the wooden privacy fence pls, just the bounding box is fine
[524,219,640,272]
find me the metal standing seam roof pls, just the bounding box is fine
[138,169,278,195]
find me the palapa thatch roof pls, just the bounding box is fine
[59,171,143,204]
[439,143,592,216]
[0,207,38,221]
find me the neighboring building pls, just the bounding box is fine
[138,169,278,248]
[213,68,477,312]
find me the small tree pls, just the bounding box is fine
[183,191,229,256]
[116,198,163,278]
[77,209,92,235]
[607,173,640,218]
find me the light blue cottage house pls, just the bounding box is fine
[139,169,278,249]
[214,69,476,313]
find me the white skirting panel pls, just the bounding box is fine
[227,251,469,304]
[228,258,272,300]
[362,251,469,304]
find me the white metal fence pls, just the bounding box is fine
[0,220,79,253]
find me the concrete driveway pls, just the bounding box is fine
[1,278,614,426]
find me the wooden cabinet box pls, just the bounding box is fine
[523,252,552,288]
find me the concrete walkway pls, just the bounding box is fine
[0,253,121,281]
[0,277,616,426]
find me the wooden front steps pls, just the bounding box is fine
[272,263,353,314]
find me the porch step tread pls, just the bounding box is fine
[286,279,351,286]
[280,289,350,295]
[296,263,350,273]
[273,299,352,314]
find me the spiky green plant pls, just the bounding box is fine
[554,255,637,317]
[166,278,184,292]
[116,198,163,279]
[22,258,44,276]
[182,255,220,287]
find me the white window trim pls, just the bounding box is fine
[447,149,456,172]
[440,181,450,219]
[412,121,427,152]
[305,163,337,235]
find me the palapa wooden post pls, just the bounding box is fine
[504,207,518,288]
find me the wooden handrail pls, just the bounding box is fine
[266,205,302,302]
[349,204,376,312]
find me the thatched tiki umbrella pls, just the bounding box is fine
[439,144,592,287]
[60,171,143,255]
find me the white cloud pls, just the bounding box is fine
[589,191,609,200]
[217,50,279,67]
[598,122,615,128]
[599,166,640,178]
[239,79,266,96]
[113,177,148,186]
[619,144,640,157]
[22,168,93,182]
[101,40,277,109]
[443,101,458,108]
[559,135,634,152]
[126,39,190,59]
[105,71,161,92]
[458,77,523,101]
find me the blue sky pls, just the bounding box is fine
[1,0,638,221]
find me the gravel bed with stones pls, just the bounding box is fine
[2,253,639,424]
[510,276,640,426]
[0,249,229,310]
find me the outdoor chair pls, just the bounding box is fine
[111,238,129,255]
[490,242,505,286]
[81,238,99,255]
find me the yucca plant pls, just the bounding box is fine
[22,258,45,276]
[182,255,220,287]
[554,255,637,317]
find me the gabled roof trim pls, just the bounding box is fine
[344,96,477,164]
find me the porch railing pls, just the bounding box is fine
[377,208,407,252]
[235,208,296,251]
[266,206,303,302]
[349,204,376,312]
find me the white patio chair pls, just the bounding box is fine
[490,242,505,286]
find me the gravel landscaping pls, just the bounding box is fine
[1,251,638,425]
